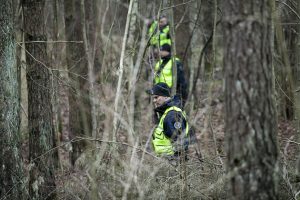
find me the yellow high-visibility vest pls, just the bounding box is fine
[154,57,180,87]
[152,106,189,156]
[148,21,171,47]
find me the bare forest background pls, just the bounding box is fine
[1,0,300,199]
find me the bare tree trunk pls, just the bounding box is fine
[112,0,135,145]
[52,0,71,168]
[121,1,151,198]
[14,0,29,139]
[23,0,57,199]
[0,1,25,199]
[80,0,98,140]
[111,0,135,195]
[273,1,294,120]
[167,0,177,96]
[187,0,202,111]
[44,0,60,169]
[295,0,300,178]
[64,0,88,165]
[223,1,279,199]
[127,0,138,139]
[80,1,104,198]
[282,0,300,177]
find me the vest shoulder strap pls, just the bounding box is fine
[159,106,189,135]
[156,58,171,76]
[160,106,185,125]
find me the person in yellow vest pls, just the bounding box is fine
[147,82,190,158]
[154,44,188,106]
[147,15,172,49]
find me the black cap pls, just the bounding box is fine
[160,44,171,53]
[147,82,171,97]
[159,15,167,20]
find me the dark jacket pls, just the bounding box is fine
[154,95,188,146]
[159,55,188,105]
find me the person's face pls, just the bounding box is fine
[153,95,169,108]
[159,50,170,58]
[159,17,168,28]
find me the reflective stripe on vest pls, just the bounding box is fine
[149,21,158,45]
[152,106,189,156]
[154,57,180,87]
[158,26,171,46]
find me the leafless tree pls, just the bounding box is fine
[0,1,25,199]
[23,0,57,198]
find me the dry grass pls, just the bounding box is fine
[52,96,300,199]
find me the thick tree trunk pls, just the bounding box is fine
[23,0,57,199]
[0,1,25,199]
[223,1,279,199]
[287,0,300,177]
[295,0,300,178]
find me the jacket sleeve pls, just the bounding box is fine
[176,61,188,103]
[163,110,187,141]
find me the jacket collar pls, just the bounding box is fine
[154,95,183,115]
[161,54,171,63]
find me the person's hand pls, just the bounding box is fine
[146,18,155,29]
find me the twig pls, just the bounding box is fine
[29,136,158,164]
[161,0,196,11]
[20,103,28,118]
[17,40,83,44]
[76,136,158,159]
[282,139,300,145]
[182,1,202,62]
[276,0,300,21]
[112,0,134,143]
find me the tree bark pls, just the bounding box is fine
[64,0,88,165]
[223,1,279,199]
[23,0,57,199]
[273,1,294,120]
[52,0,72,167]
[112,0,135,144]
[187,0,202,110]
[127,0,138,138]
[0,1,25,199]
[295,0,300,177]
[80,0,99,140]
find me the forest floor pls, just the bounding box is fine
[53,97,299,199]
[20,84,300,199]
